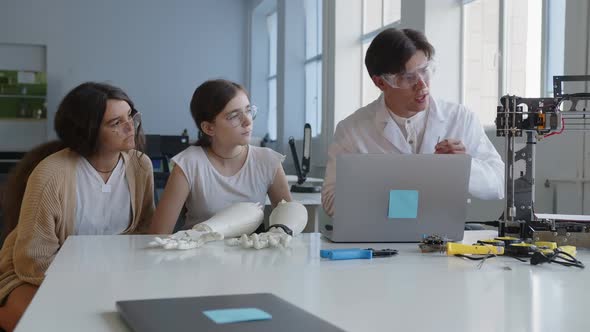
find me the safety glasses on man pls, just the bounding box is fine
[381,61,436,89]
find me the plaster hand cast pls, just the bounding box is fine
[150,202,264,250]
[226,200,308,249]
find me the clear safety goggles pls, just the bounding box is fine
[381,61,436,89]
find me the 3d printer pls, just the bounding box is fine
[496,75,590,247]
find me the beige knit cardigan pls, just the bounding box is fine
[0,148,154,301]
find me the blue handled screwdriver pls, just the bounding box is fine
[320,248,398,260]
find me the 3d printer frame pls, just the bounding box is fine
[496,75,590,246]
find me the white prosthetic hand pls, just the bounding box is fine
[226,200,308,249]
[149,223,223,250]
[150,202,264,250]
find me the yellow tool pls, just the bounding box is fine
[534,241,558,250]
[477,239,505,246]
[446,243,504,256]
[557,245,577,257]
[504,241,577,258]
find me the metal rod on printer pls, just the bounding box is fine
[505,97,516,232]
[509,97,516,226]
[499,97,511,236]
[521,131,536,239]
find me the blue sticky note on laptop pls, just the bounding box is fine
[388,190,419,219]
[203,307,272,324]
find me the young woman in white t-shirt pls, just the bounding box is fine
[149,79,292,233]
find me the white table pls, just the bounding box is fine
[18,231,590,332]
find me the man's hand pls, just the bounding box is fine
[435,139,466,154]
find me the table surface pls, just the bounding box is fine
[17,231,590,332]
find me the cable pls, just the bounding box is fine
[455,249,582,267]
[529,249,585,269]
[454,254,495,261]
[543,117,565,138]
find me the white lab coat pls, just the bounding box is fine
[322,95,504,216]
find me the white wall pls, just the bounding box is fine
[0,0,248,145]
[0,119,47,151]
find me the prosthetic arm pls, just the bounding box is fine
[150,202,264,250]
[226,200,308,249]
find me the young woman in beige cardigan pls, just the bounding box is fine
[0,82,155,331]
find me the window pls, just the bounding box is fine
[267,11,278,140]
[544,0,565,97]
[462,0,562,126]
[505,0,543,97]
[462,0,501,127]
[304,0,323,136]
[363,0,401,34]
[360,0,401,106]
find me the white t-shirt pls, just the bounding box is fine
[388,108,428,153]
[171,145,285,229]
[74,157,132,235]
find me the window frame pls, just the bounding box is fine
[360,0,402,106]
[267,10,278,140]
[304,0,323,137]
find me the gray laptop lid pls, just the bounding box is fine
[117,293,344,332]
[324,154,471,242]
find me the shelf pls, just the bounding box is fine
[0,118,46,122]
[0,94,45,99]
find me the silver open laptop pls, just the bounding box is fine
[321,154,471,242]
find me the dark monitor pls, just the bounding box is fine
[151,159,165,173]
[145,135,162,159]
[144,135,189,173]
[160,135,189,158]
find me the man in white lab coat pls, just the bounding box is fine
[322,28,504,216]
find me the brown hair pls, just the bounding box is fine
[1,82,144,241]
[54,82,145,156]
[190,79,247,147]
[365,28,435,78]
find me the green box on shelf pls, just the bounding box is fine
[0,70,18,84]
[0,70,47,119]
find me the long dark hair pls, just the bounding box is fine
[54,82,145,156]
[190,79,247,147]
[1,82,145,241]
